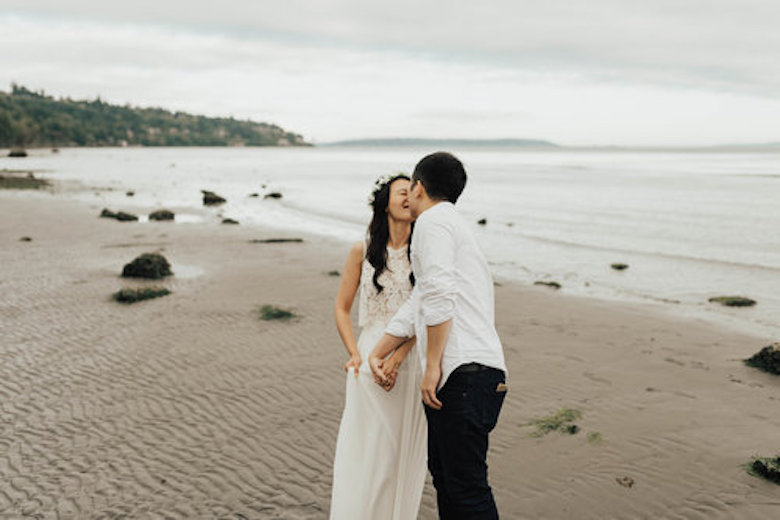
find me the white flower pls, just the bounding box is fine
[367,172,406,206]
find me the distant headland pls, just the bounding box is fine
[323,137,558,148]
[0,84,310,148]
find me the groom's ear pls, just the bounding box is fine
[411,178,425,198]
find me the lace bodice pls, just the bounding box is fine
[358,245,413,329]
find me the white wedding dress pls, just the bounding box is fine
[330,245,427,520]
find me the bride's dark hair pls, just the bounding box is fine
[366,173,415,293]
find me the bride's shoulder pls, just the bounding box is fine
[346,241,364,264]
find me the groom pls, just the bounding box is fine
[370,152,507,519]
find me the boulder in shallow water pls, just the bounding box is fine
[611,263,629,271]
[222,218,239,225]
[201,190,226,205]
[8,147,27,157]
[19,236,32,242]
[121,253,172,279]
[126,190,135,197]
[708,296,756,307]
[100,208,139,222]
[534,281,561,290]
[149,209,175,221]
[744,343,780,375]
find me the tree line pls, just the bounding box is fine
[0,85,309,148]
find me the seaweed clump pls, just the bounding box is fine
[259,305,296,321]
[708,296,756,307]
[526,408,581,437]
[249,238,304,244]
[747,456,780,485]
[113,287,171,304]
[0,171,50,189]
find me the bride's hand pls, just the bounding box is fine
[345,353,362,378]
[381,370,398,391]
[369,355,386,384]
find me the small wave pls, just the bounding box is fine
[511,232,780,273]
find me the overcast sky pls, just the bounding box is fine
[2,1,779,145]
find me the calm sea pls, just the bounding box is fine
[4,146,778,337]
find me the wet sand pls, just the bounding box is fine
[1,194,778,519]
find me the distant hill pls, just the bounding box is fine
[716,142,780,149]
[324,137,557,148]
[0,84,309,147]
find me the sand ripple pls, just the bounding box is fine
[2,197,778,519]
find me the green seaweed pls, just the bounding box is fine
[259,305,296,321]
[746,456,780,484]
[526,408,581,437]
[113,287,170,304]
[0,172,50,189]
[249,238,304,244]
[708,296,756,307]
[587,432,603,444]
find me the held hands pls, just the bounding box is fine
[421,365,443,409]
[369,353,400,391]
[344,352,362,378]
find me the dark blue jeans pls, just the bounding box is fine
[424,365,507,520]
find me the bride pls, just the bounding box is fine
[330,173,427,519]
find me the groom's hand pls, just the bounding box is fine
[369,355,385,383]
[421,366,442,409]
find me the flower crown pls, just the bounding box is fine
[367,172,407,206]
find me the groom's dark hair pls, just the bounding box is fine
[412,151,467,204]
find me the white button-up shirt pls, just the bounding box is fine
[385,201,507,390]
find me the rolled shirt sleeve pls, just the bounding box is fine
[384,288,417,338]
[416,219,457,326]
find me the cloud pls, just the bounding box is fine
[1,4,780,145]
[412,109,531,123]
[6,0,780,95]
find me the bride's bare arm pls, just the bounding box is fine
[334,242,363,374]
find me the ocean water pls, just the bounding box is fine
[4,146,778,337]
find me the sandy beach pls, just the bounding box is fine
[1,189,778,519]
